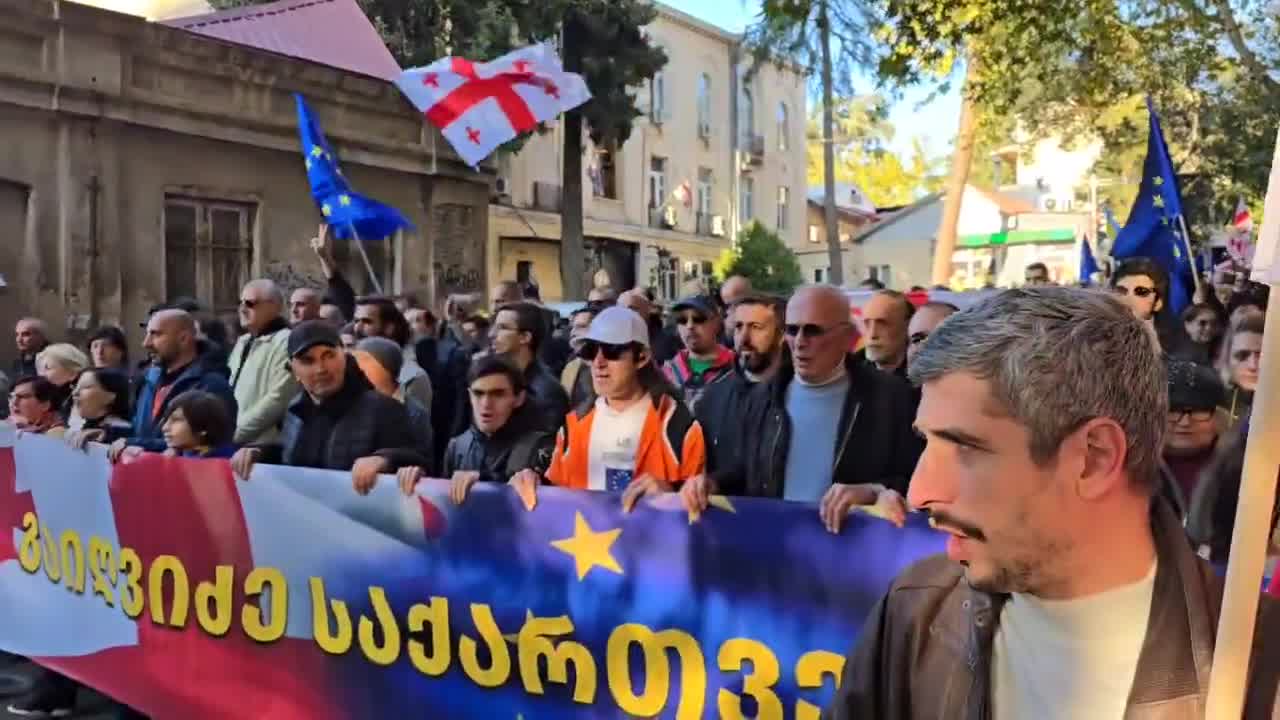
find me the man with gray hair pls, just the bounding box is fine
[228,279,298,445]
[827,287,1280,719]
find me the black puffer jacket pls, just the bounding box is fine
[258,357,425,472]
[442,408,555,483]
[524,361,570,435]
[711,354,923,497]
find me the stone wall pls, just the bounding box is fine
[0,0,491,366]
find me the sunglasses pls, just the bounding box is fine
[239,299,259,309]
[1233,349,1261,363]
[784,322,849,339]
[909,331,930,346]
[677,314,708,326]
[578,341,633,361]
[1113,286,1157,299]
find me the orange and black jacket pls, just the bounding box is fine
[546,393,705,489]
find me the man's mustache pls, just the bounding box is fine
[928,510,986,542]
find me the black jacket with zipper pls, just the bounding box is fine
[711,354,923,498]
[442,406,555,483]
[695,363,758,480]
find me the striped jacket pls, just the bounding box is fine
[546,393,705,490]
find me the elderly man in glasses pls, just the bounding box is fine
[229,279,298,444]
[682,285,922,533]
[507,306,706,513]
[662,295,736,410]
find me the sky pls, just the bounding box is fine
[662,0,963,160]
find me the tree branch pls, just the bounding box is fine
[1205,0,1280,100]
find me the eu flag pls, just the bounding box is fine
[295,94,413,241]
[1080,238,1100,285]
[1111,97,1193,315]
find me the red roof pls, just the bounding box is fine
[163,0,401,81]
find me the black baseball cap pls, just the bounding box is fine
[287,320,342,358]
[671,295,718,317]
[1167,359,1225,411]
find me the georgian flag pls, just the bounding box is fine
[396,43,592,168]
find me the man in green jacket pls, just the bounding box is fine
[228,279,298,445]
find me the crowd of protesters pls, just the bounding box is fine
[2,221,1279,716]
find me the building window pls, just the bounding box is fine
[592,141,619,199]
[739,176,754,223]
[740,86,755,148]
[697,74,712,136]
[777,186,790,230]
[777,103,789,151]
[163,196,255,314]
[840,232,851,244]
[696,168,713,235]
[649,44,669,123]
[814,267,825,283]
[648,156,667,209]
[868,264,892,286]
[809,225,820,243]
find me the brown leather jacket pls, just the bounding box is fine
[825,501,1280,719]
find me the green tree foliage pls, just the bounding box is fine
[872,0,1280,234]
[804,95,943,206]
[714,223,805,295]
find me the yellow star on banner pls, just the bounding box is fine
[321,204,332,217]
[1153,175,1164,186]
[339,194,352,207]
[310,145,323,158]
[551,512,623,580]
[1153,195,1165,209]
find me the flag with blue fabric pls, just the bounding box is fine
[1111,97,1194,315]
[1080,238,1100,285]
[294,94,413,241]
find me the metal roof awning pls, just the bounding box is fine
[958,227,1076,248]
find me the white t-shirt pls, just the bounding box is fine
[586,397,650,491]
[991,560,1157,720]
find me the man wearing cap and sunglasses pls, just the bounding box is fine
[663,295,735,410]
[229,320,427,492]
[682,285,921,533]
[508,306,706,512]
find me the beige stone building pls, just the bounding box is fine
[490,2,809,303]
[0,0,488,368]
[794,183,879,284]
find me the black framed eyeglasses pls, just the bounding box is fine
[784,322,849,339]
[577,341,632,361]
[1169,408,1215,423]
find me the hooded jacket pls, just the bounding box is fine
[130,342,237,452]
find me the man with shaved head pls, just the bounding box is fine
[290,287,323,325]
[13,317,49,380]
[682,285,922,532]
[110,308,236,458]
[228,279,299,444]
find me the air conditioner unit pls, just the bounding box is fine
[698,122,711,139]
[710,215,726,237]
[493,176,510,198]
[662,205,678,229]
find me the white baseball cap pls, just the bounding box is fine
[572,306,650,350]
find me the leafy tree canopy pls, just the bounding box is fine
[715,223,805,295]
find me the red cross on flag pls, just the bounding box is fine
[396,43,592,167]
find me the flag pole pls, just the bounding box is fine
[348,224,384,296]
[1176,214,1204,297]
[1204,295,1280,717]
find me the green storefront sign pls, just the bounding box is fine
[957,228,1076,248]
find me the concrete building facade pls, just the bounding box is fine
[490,1,809,303]
[0,0,488,368]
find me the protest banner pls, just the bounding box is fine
[0,427,943,719]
